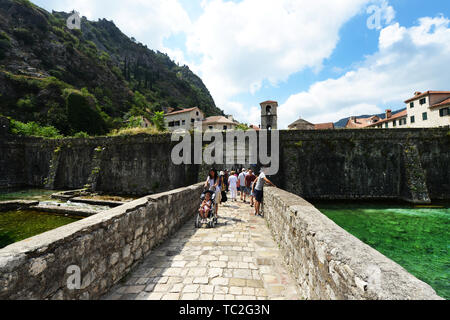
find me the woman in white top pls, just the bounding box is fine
[204,168,222,217]
[228,171,238,201]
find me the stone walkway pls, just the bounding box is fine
[103,197,302,300]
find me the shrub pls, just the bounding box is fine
[64,89,107,135]
[151,111,166,132]
[10,119,62,138]
[13,28,34,45]
[73,131,90,138]
[16,96,35,109]
[0,32,12,60]
[108,126,162,136]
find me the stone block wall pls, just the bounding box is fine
[0,183,203,300]
[263,187,443,300]
[276,128,450,202]
[0,134,199,195]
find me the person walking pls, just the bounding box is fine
[228,171,238,202]
[252,167,276,216]
[244,169,256,206]
[238,168,247,201]
[224,170,230,192]
[204,168,221,217]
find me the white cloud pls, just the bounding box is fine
[278,16,450,128]
[35,0,191,54]
[186,0,372,109]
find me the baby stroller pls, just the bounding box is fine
[195,189,217,228]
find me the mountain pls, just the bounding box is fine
[334,108,407,128]
[0,0,223,135]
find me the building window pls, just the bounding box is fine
[175,121,180,126]
[208,126,213,130]
[399,118,407,125]
[223,126,227,131]
[419,98,426,105]
[422,112,428,121]
[168,121,174,127]
[410,102,414,108]
[410,116,415,123]
[393,120,397,127]
[385,123,388,128]
[182,120,186,125]
[439,108,449,117]
[191,119,195,123]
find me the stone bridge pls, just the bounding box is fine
[0,184,442,300]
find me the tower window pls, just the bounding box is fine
[266,105,272,115]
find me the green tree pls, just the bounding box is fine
[151,111,166,131]
[64,89,107,135]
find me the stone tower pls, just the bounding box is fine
[260,100,278,130]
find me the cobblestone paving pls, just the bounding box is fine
[103,198,302,300]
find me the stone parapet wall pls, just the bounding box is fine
[0,183,203,300]
[263,187,443,300]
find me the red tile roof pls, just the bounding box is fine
[314,122,335,130]
[404,91,450,103]
[345,116,381,128]
[202,116,236,125]
[430,97,450,108]
[260,100,278,105]
[165,107,200,116]
[366,110,407,127]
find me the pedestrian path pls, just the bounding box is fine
[102,198,302,300]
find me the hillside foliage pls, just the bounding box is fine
[0,0,223,137]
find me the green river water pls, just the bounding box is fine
[0,189,80,249]
[315,202,449,300]
[0,210,80,249]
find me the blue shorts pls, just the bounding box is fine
[254,189,263,203]
[245,187,252,195]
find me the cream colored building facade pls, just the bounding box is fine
[164,107,205,132]
[404,91,450,128]
[202,116,238,131]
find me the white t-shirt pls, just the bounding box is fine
[255,172,266,191]
[238,172,247,186]
[228,175,238,188]
[207,176,221,193]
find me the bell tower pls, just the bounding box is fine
[260,100,278,130]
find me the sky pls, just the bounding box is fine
[32,0,450,128]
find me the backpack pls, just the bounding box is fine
[221,190,228,203]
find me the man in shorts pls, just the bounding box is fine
[238,168,247,201]
[252,167,275,216]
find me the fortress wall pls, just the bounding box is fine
[0,127,449,200]
[0,183,203,300]
[0,134,199,195]
[263,187,443,300]
[276,128,450,201]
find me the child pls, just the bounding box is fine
[199,192,212,222]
